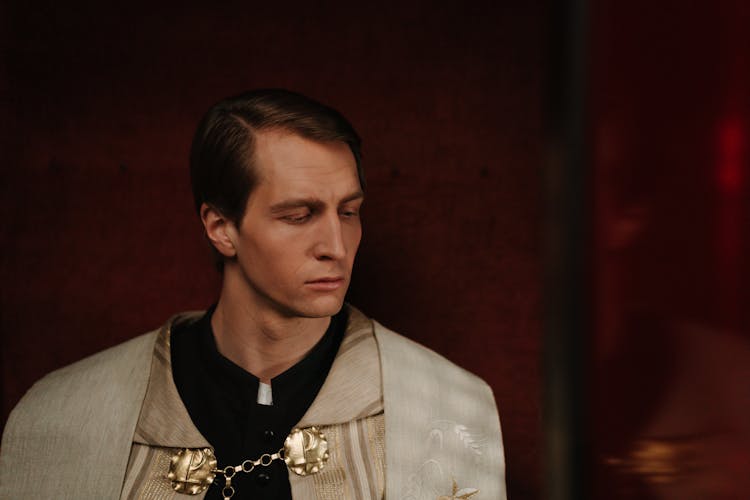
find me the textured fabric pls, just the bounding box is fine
[0,306,506,500]
[122,446,177,500]
[289,414,385,500]
[123,305,385,499]
[169,307,349,500]
[133,313,209,449]
[296,309,383,427]
[0,331,157,498]
[375,322,507,500]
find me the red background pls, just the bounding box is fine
[588,1,750,497]
[1,2,545,498]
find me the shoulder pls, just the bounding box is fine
[368,314,501,426]
[4,329,158,438]
[7,311,205,418]
[3,311,206,437]
[16,330,157,408]
[372,319,495,398]
[0,326,162,497]
[361,313,506,499]
[0,313,205,497]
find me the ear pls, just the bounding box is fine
[200,203,238,258]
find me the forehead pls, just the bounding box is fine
[251,129,359,198]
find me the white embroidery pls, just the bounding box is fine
[400,421,488,499]
[434,420,487,464]
[404,460,445,500]
[452,424,485,461]
[428,429,444,450]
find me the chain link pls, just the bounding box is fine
[213,448,285,500]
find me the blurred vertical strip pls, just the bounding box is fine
[715,2,748,329]
[544,0,590,499]
[716,117,744,325]
[587,1,750,498]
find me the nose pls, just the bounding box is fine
[314,213,347,261]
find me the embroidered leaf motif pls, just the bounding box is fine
[453,424,484,458]
[428,429,444,449]
[456,487,480,498]
[405,460,444,500]
[437,479,480,500]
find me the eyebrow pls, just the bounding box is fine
[269,190,364,214]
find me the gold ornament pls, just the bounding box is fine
[167,426,329,497]
[437,478,480,500]
[283,426,330,475]
[167,447,217,494]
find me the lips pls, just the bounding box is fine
[305,276,345,291]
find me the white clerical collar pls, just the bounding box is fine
[257,381,273,405]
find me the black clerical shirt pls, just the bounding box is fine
[171,306,347,500]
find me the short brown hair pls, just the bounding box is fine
[190,89,364,226]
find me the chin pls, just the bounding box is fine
[293,294,346,318]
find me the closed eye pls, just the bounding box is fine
[340,208,360,218]
[281,210,313,224]
[339,200,363,219]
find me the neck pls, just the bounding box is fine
[211,271,331,384]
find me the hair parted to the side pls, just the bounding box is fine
[189,88,364,269]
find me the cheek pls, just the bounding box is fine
[260,237,303,264]
[243,229,301,271]
[345,223,363,253]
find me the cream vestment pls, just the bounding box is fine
[1,307,506,499]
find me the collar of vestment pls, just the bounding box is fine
[132,303,384,449]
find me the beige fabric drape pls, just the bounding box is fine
[0,333,156,498]
[1,306,506,499]
[376,322,507,499]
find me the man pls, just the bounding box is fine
[1,90,506,499]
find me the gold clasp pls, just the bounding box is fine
[167,448,217,495]
[283,426,330,475]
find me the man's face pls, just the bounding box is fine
[228,129,363,318]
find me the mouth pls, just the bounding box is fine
[305,276,346,291]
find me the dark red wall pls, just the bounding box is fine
[1,2,545,498]
[589,1,750,497]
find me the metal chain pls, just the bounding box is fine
[213,448,285,500]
